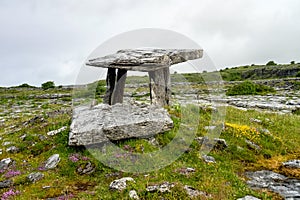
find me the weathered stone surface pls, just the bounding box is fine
[246,170,300,199]
[202,155,216,163]
[0,158,14,170]
[69,103,173,146]
[47,126,67,136]
[196,137,228,150]
[245,140,261,151]
[27,172,44,182]
[109,177,135,191]
[0,180,13,189]
[129,190,139,200]
[6,146,19,153]
[282,160,300,169]
[176,167,195,175]
[76,161,95,175]
[146,182,175,193]
[237,195,261,200]
[87,48,203,72]
[184,185,210,198]
[45,154,60,169]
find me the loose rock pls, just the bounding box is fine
[129,190,139,200]
[27,172,44,182]
[6,146,19,153]
[146,182,175,193]
[0,180,13,189]
[202,155,216,163]
[77,162,95,175]
[237,195,261,200]
[282,160,300,169]
[47,126,67,136]
[184,185,210,198]
[45,154,60,169]
[109,177,135,191]
[245,140,261,151]
[246,170,300,199]
[196,137,228,150]
[0,158,14,170]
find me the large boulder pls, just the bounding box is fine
[69,103,173,146]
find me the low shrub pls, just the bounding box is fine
[226,81,276,96]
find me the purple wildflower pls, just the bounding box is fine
[4,170,21,178]
[1,189,20,200]
[81,156,90,161]
[69,155,79,163]
[57,194,75,200]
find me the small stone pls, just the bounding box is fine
[146,182,175,193]
[0,158,14,170]
[76,162,95,175]
[202,155,216,163]
[129,190,139,200]
[6,146,19,153]
[282,160,300,169]
[177,167,195,175]
[245,140,261,151]
[45,154,60,169]
[20,134,27,141]
[204,126,216,130]
[250,118,262,123]
[196,137,228,150]
[184,185,209,198]
[27,172,44,182]
[0,180,13,188]
[237,195,261,200]
[47,126,67,136]
[38,134,47,141]
[0,149,2,154]
[3,141,12,146]
[109,177,135,191]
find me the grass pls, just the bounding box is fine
[0,86,299,199]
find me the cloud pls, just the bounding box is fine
[0,0,299,86]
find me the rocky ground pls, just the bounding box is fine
[0,80,299,199]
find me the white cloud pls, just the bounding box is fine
[0,0,299,86]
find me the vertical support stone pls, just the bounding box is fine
[148,67,170,107]
[163,67,171,105]
[112,69,127,105]
[104,68,116,105]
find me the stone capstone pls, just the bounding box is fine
[86,48,203,72]
[69,103,173,146]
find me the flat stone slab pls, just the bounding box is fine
[86,48,203,72]
[69,103,173,146]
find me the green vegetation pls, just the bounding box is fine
[14,83,36,88]
[226,81,276,96]
[41,81,55,90]
[0,87,299,199]
[266,61,277,66]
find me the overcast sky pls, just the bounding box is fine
[0,0,299,86]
